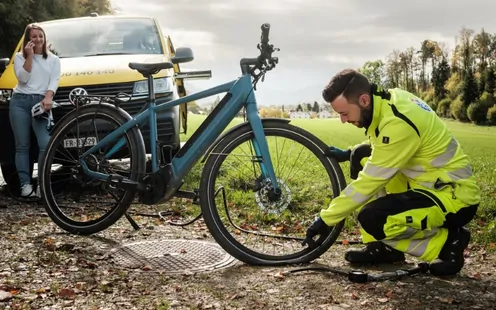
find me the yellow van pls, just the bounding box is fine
[0,13,211,195]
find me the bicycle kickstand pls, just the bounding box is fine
[124,212,140,230]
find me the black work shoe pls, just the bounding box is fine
[344,241,405,264]
[429,227,470,276]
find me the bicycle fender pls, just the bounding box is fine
[49,102,132,137]
[200,118,291,163]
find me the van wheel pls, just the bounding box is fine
[0,162,34,197]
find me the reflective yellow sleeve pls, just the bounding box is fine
[320,119,421,226]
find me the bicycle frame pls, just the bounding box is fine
[78,72,280,197]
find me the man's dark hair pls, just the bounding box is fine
[322,68,371,104]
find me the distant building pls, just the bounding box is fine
[289,111,311,119]
[318,110,333,118]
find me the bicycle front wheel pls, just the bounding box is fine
[40,103,146,235]
[199,120,347,265]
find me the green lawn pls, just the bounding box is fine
[180,114,496,245]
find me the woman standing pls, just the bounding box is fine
[9,23,61,198]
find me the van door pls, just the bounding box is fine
[166,36,211,135]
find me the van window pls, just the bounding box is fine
[41,18,163,58]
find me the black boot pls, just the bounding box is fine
[345,241,405,264]
[429,227,470,276]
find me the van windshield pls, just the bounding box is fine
[41,17,163,58]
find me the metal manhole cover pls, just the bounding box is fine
[108,239,237,274]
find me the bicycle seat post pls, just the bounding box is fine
[147,73,155,102]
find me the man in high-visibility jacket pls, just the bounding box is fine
[302,68,480,276]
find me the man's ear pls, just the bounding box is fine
[358,94,370,108]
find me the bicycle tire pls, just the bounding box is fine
[40,103,146,235]
[199,120,347,265]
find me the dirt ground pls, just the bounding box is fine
[0,196,495,310]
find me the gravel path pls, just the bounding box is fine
[1,194,495,310]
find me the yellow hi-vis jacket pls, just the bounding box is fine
[320,86,481,226]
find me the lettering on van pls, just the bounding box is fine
[61,69,115,77]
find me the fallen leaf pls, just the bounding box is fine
[9,289,19,295]
[377,298,388,303]
[36,287,46,294]
[59,288,75,299]
[141,265,152,271]
[273,272,285,280]
[385,290,394,298]
[439,297,454,304]
[470,273,482,280]
[43,238,56,251]
[350,292,359,300]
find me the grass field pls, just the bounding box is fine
[180,114,496,245]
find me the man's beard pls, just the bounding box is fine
[356,105,373,128]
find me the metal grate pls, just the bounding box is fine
[108,239,237,274]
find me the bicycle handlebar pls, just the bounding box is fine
[240,23,279,78]
[261,23,270,45]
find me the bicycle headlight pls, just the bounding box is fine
[133,77,173,95]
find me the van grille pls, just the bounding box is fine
[51,83,178,149]
[53,82,135,103]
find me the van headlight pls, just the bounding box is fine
[133,77,173,95]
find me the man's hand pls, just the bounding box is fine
[325,146,351,162]
[301,217,331,248]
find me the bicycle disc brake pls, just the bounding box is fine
[254,177,291,214]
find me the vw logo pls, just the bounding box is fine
[68,87,88,105]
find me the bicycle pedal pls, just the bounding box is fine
[107,174,142,190]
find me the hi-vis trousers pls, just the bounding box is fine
[350,144,478,262]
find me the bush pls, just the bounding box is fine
[436,98,451,118]
[467,102,488,124]
[445,72,463,100]
[450,96,469,121]
[487,105,496,125]
[422,88,435,104]
[428,100,438,112]
[479,91,495,107]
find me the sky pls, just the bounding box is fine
[110,0,496,107]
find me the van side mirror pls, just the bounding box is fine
[171,47,194,64]
[0,58,10,74]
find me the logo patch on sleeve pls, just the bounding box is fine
[411,97,432,112]
[382,136,390,144]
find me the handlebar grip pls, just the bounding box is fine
[261,23,270,44]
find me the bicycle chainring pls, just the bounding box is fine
[138,171,167,205]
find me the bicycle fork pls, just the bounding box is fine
[245,100,281,194]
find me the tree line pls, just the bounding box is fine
[0,0,113,58]
[357,27,496,125]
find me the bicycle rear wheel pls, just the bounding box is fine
[40,103,146,235]
[199,120,347,265]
